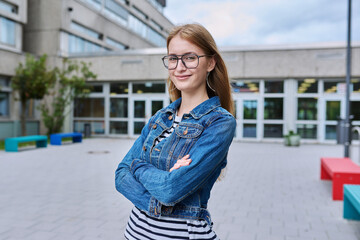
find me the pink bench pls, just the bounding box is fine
[321,157,360,200]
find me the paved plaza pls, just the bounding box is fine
[0,138,360,240]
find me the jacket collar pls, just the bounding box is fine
[164,96,221,119]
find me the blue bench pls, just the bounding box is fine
[5,135,48,152]
[50,132,82,145]
[344,185,360,220]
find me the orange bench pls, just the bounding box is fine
[321,157,360,200]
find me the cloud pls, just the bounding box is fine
[164,0,360,46]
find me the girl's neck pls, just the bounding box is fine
[177,90,209,117]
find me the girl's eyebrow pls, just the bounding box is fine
[167,52,196,56]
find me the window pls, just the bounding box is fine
[351,101,360,120]
[106,37,127,50]
[110,83,128,94]
[147,27,166,47]
[326,101,340,120]
[297,98,317,120]
[324,80,345,94]
[231,80,259,93]
[68,34,103,53]
[243,100,257,119]
[83,0,102,10]
[0,76,10,117]
[128,14,147,39]
[110,98,128,118]
[86,84,103,93]
[0,0,18,14]
[264,98,283,119]
[297,124,317,139]
[74,98,104,117]
[133,82,165,94]
[265,81,283,93]
[264,124,283,138]
[0,92,9,117]
[105,0,128,25]
[298,79,318,93]
[110,121,128,134]
[352,79,360,93]
[243,124,256,138]
[0,16,15,46]
[71,22,102,40]
[132,6,148,20]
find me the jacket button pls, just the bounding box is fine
[183,127,188,135]
[168,115,173,120]
[153,125,157,129]
[143,146,146,151]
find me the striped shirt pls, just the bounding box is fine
[125,114,219,240]
[125,207,219,240]
[153,115,181,146]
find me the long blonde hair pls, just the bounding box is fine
[166,23,234,116]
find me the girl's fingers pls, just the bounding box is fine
[169,156,192,172]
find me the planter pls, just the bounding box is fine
[284,134,301,146]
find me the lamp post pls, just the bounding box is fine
[344,0,352,157]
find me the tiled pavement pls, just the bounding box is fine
[0,138,360,240]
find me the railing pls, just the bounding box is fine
[352,126,360,163]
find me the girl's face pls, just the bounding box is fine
[167,35,215,96]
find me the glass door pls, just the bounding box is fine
[234,97,261,140]
[131,98,165,136]
[324,100,341,140]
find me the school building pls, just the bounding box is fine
[1,0,360,144]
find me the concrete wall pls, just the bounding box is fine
[71,43,360,81]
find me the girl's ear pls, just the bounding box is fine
[207,56,216,72]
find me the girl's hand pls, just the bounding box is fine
[169,154,192,172]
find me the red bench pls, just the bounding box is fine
[321,157,360,200]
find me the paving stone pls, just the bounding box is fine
[0,140,360,239]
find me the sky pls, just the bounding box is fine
[163,0,360,47]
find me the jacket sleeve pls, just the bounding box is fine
[130,114,236,206]
[114,116,154,211]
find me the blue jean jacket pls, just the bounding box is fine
[115,96,236,225]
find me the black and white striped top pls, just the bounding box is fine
[125,207,218,240]
[153,115,181,146]
[125,114,219,240]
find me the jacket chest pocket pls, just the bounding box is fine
[172,123,204,159]
[175,123,203,139]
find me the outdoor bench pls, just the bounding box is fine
[320,157,360,200]
[50,132,82,145]
[344,184,360,220]
[5,135,48,152]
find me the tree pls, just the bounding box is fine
[11,54,57,136]
[39,58,97,135]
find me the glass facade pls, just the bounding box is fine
[69,79,360,141]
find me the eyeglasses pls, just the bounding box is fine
[162,53,211,70]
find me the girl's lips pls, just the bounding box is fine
[176,75,191,80]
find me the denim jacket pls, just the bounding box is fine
[115,96,236,225]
